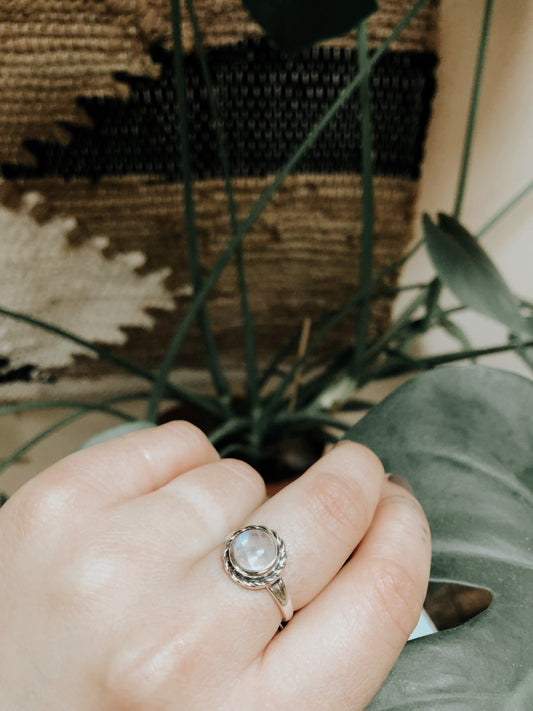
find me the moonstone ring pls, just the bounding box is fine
[223,525,293,625]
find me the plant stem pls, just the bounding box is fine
[259,238,425,396]
[158,0,231,423]
[217,442,260,460]
[391,304,471,355]
[0,396,144,420]
[258,333,302,392]
[477,178,533,238]
[391,282,430,293]
[439,315,473,351]
[453,0,495,220]
[272,412,350,432]
[423,0,494,326]
[337,398,376,412]
[184,0,260,427]
[259,235,426,393]
[0,411,88,476]
[146,0,430,419]
[352,20,375,379]
[3,402,133,420]
[287,317,312,412]
[304,287,428,411]
[363,338,533,383]
[0,393,147,476]
[0,306,221,417]
[258,241,428,418]
[363,286,429,364]
[208,417,250,446]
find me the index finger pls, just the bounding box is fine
[21,420,220,507]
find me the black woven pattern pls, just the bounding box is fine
[2,39,436,181]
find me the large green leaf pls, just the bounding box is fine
[343,365,533,709]
[423,213,529,335]
[242,0,377,52]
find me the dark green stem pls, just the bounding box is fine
[362,338,533,383]
[454,0,495,219]
[0,393,147,476]
[258,239,426,398]
[477,178,533,238]
[363,287,429,364]
[154,0,231,424]
[258,333,302,392]
[423,0,494,326]
[352,20,375,378]
[0,398,141,420]
[0,306,221,417]
[184,0,260,428]
[299,287,428,411]
[0,411,88,476]
[208,417,250,446]
[439,316,473,351]
[296,348,354,411]
[272,412,350,432]
[145,0,430,420]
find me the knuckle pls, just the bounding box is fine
[105,647,156,710]
[367,556,426,639]
[5,481,73,541]
[219,458,266,497]
[106,632,202,710]
[162,419,214,452]
[62,548,119,605]
[309,471,369,544]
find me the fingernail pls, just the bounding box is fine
[387,473,413,493]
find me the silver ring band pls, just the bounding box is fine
[223,525,293,625]
[265,577,293,623]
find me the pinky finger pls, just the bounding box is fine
[255,479,431,711]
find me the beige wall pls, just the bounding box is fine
[2,0,532,494]
[400,0,533,373]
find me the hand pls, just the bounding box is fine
[0,422,431,710]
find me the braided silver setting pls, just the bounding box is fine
[223,525,287,590]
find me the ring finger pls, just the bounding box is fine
[188,440,385,659]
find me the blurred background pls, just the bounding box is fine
[1,0,532,494]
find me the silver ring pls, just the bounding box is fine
[223,525,293,625]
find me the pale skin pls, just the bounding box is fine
[0,421,431,710]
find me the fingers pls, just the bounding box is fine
[22,421,220,508]
[118,458,266,563]
[191,441,385,655]
[258,478,431,711]
[245,441,385,610]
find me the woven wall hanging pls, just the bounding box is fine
[0,0,439,400]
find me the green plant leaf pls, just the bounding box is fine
[242,0,377,52]
[423,213,529,335]
[343,365,533,709]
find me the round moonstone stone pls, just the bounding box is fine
[230,528,278,574]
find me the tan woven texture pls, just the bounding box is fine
[6,174,416,370]
[0,0,439,397]
[0,0,439,171]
